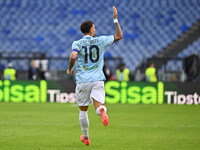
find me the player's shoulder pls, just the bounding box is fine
[94,35,108,41]
[72,40,81,47]
[71,40,81,51]
[97,35,108,39]
[72,40,80,44]
[98,35,114,40]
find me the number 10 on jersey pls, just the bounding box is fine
[82,45,100,63]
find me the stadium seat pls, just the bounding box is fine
[0,0,200,71]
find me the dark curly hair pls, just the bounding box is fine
[80,20,94,34]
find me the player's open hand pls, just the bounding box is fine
[67,69,72,75]
[113,6,118,19]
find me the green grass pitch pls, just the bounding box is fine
[0,103,199,150]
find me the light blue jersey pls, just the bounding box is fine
[72,35,114,83]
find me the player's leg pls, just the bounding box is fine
[79,106,91,145]
[79,106,89,138]
[93,99,109,126]
[91,81,109,126]
[76,82,92,145]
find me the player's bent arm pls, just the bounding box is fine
[67,51,78,75]
[114,22,123,42]
[113,6,123,42]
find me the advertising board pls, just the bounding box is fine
[0,80,199,105]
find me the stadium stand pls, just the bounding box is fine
[0,0,200,72]
[178,37,200,58]
[160,36,200,72]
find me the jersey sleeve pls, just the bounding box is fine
[101,35,114,48]
[72,41,80,53]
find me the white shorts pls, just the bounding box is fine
[75,81,105,106]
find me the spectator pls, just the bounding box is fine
[116,63,130,81]
[3,63,17,80]
[103,62,115,81]
[184,53,200,82]
[38,62,46,80]
[28,60,40,80]
[145,63,157,82]
[109,71,116,81]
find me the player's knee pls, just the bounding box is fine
[79,106,88,111]
[79,111,88,120]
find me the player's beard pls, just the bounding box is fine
[92,31,95,37]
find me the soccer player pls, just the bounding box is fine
[67,6,123,145]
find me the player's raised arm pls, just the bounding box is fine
[113,6,123,42]
[67,51,78,75]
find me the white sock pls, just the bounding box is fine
[79,111,89,138]
[96,105,107,115]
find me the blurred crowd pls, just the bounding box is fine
[2,59,47,81]
[1,53,200,82]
